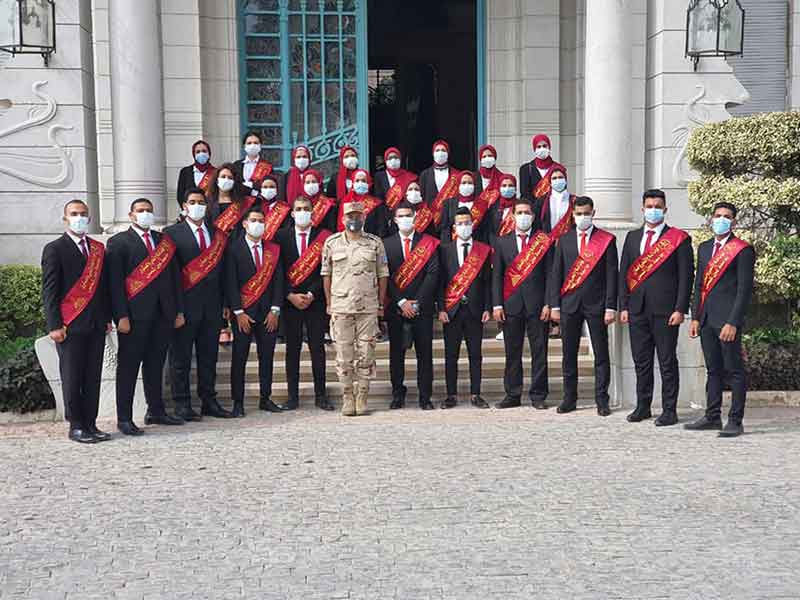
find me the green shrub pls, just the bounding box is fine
[0,344,55,413]
[0,265,45,345]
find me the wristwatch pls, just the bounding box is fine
[270,307,281,316]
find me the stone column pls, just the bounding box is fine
[108,0,167,227]
[583,0,632,222]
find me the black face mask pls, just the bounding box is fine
[346,218,364,233]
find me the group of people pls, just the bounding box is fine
[41,131,755,444]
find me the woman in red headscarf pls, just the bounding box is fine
[337,168,387,237]
[325,145,360,203]
[300,168,337,231]
[281,145,312,205]
[490,173,522,244]
[439,171,492,244]
[176,139,215,213]
[374,147,417,210]
[519,134,565,203]
[534,165,574,242]
[418,139,461,230]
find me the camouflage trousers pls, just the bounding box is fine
[330,313,379,400]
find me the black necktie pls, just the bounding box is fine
[462,243,470,264]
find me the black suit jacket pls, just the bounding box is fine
[107,227,183,323]
[373,170,391,200]
[224,236,286,322]
[618,225,694,316]
[549,227,619,315]
[533,193,574,235]
[492,232,553,317]
[233,158,273,188]
[418,165,459,209]
[519,161,544,203]
[437,240,492,319]
[275,226,327,312]
[383,232,439,317]
[691,236,755,329]
[41,234,111,334]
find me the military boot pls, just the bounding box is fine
[355,380,369,416]
[342,387,356,416]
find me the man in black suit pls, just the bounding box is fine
[41,200,112,443]
[438,207,492,408]
[619,189,694,426]
[275,196,332,411]
[492,199,553,409]
[686,202,755,438]
[225,207,285,416]
[164,188,232,420]
[383,201,439,410]
[549,196,618,416]
[107,198,186,435]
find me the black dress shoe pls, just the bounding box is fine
[531,398,548,410]
[495,396,521,409]
[69,428,98,444]
[440,396,458,409]
[87,424,112,442]
[117,421,144,436]
[144,412,185,426]
[201,402,234,418]
[557,402,577,414]
[471,395,489,409]
[655,412,678,427]
[419,399,435,410]
[389,396,405,410]
[626,408,652,422]
[231,403,245,418]
[259,397,285,412]
[315,397,335,411]
[597,405,612,417]
[282,399,299,411]
[719,421,744,438]
[684,415,723,430]
[175,407,202,422]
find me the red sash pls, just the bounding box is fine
[541,194,575,243]
[181,230,228,291]
[560,229,615,297]
[337,195,381,231]
[498,207,516,236]
[478,188,500,210]
[249,160,273,184]
[626,227,689,294]
[414,204,434,233]
[262,202,291,241]
[450,198,490,240]
[430,171,460,226]
[310,195,335,227]
[287,229,333,287]
[240,241,280,309]
[393,235,440,291]
[502,231,553,301]
[125,236,177,300]
[60,238,105,326]
[699,237,751,314]
[385,172,417,211]
[214,196,255,234]
[444,241,492,312]
[197,167,215,193]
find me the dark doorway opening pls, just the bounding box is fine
[367,0,477,174]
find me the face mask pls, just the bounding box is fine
[67,215,89,235]
[433,150,448,165]
[386,158,401,170]
[304,182,320,197]
[246,221,266,239]
[459,183,475,197]
[644,207,664,225]
[195,152,209,165]
[261,187,278,201]
[552,178,567,193]
[480,156,496,169]
[534,146,551,160]
[218,177,234,192]
[245,143,261,158]
[575,215,593,231]
[353,181,369,195]
[343,156,358,170]
[346,218,364,233]
[455,224,473,241]
[516,213,533,231]
[500,186,516,199]
[294,210,312,228]
[187,203,207,221]
[135,211,154,230]
[396,216,414,233]
[294,157,309,170]
[712,216,732,236]
[406,189,422,204]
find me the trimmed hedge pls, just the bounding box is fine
[743,328,800,391]
[0,265,45,345]
[0,338,55,413]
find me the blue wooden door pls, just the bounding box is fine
[238,0,369,180]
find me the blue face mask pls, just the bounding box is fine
[644,207,664,224]
[353,181,369,195]
[195,152,209,165]
[500,186,516,199]
[551,178,567,193]
[712,216,732,236]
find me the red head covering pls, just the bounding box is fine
[284,145,312,206]
[432,139,450,168]
[335,145,358,202]
[192,139,212,172]
[338,169,375,231]
[457,170,475,203]
[498,173,517,208]
[478,143,504,190]
[302,168,323,199]
[401,175,419,195]
[383,147,404,178]
[532,134,554,171]
[536,165,569,219]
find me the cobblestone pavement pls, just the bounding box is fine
[1,406,799,600]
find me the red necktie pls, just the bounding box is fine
[643,229,655,254]
[253,244,262,270]
[80,238,89,258]
[300,232,308,254]
[197,228,207,251]
[403,237,411,258]
[580,232,587,255]
[519,234,528,250]
[713,241,722,257]
[143,233,154,255]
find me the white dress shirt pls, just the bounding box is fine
[131,223,155,251]
[242,157,259,182]
[187,219,210,249]
[537,166,549,178]
[552,226,614,315]
[387,172,396,188]
[712,234,732,256]
[549,190,571,231]
[434,166,449,191]
[481,175,491,191]
[66,230,89,254]
[193,166,204,186]
[639,222,666,254]
[234,237,281,315]
[515,228,534,253]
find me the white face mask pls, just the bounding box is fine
[246,221,265,239]
[187,203,207,221]
[67,215,90,236]
[294,157,310,170]
[396,216,414,234]
[480,156,496,169]
[455,223,473,241]
[134,211,155,230]
[218,177,234,192]
[261,187,278,201]
[534,146,551,161]
[406,189,422,204]
[516,213,533,232]
[343,156,358,170]
[575,214,593,231]
[386,158,401,171]
[304,182,320,197]
[459,183,475,197]
[294,210,312,228]
[353,181,369,195]
[433,150,448,165]
[245,143,261,158]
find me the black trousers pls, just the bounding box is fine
[700,324,746,424]
[442,308,483,396]
[387,313,434,401]
[561,310,610,407]
[116,318,172,422]
[169,315,221,410]
[502,312,549,402]
[56,328,105,429]
[284,305,327,406]
[231,318,278,406]
[629,311,680,412]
